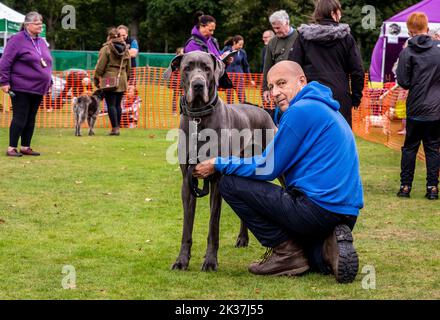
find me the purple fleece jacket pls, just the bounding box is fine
[184,26,221,58]
[0,30,52,96]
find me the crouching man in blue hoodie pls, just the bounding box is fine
[193,61,363,283]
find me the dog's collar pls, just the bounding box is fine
[180,93,219,118]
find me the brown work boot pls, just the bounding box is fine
[323,224,359,283]
[248,239,310,276]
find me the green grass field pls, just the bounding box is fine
[0,128,439,299]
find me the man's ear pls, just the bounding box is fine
[299,74,307,86]
[210,53,225,87]
[162,54,184,80]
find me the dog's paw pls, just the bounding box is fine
[235,235,249,248]
[171,256,190,271]
[201,257,218,272]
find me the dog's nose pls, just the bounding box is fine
[192,80,204,92]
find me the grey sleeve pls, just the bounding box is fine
[262,41,274,91]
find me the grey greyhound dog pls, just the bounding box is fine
[164,51,277,271]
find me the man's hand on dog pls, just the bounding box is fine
[193,158,216,179]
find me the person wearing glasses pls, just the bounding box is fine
[0,12,52,157]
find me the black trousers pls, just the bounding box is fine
[400,118,440,187]
[339,105,352,129]
[219,175,357,273]
[9,91,43,148]
[104,91,124,128]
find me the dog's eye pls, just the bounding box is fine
[184,66,191,72]
[204,66,211,72]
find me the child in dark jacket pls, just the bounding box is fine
[395,12,440,200]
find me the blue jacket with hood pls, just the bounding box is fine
[215,81,364,216]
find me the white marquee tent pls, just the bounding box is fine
[0,2,46,50]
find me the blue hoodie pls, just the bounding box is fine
[215,81,364,216]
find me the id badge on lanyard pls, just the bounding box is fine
[28,31,47,68]
[40,58,47,68]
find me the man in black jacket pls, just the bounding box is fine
[396,12,440,200]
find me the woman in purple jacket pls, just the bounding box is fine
[183,12,233,91]
[0,12,52,157]
[184,11,221,58]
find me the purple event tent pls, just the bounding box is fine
[369,0,440,84]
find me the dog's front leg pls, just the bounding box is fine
[202,180,221,271]
[172,167,197,271]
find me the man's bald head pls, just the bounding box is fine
[268,61,305,79]
[267,61,307,112]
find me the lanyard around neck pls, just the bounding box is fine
[25,30,42,56]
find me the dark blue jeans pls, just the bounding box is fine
[219,175,357,273]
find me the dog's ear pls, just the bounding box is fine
[163,54,184,81]
[210,53,225,87]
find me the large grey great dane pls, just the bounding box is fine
[164,51,277,271]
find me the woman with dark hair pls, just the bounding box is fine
[0,11,52,157]
[184,11,233,90]
[184,11,221,57]
[222,35,253,104]
[289,0,364,128]
[94,27,131,136]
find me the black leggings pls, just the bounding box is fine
[9,91,43,148]
[104,91,124,128]
[400,118,440,187]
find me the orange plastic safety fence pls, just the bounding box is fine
[0,67,276,130]
[353,75,426,161]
